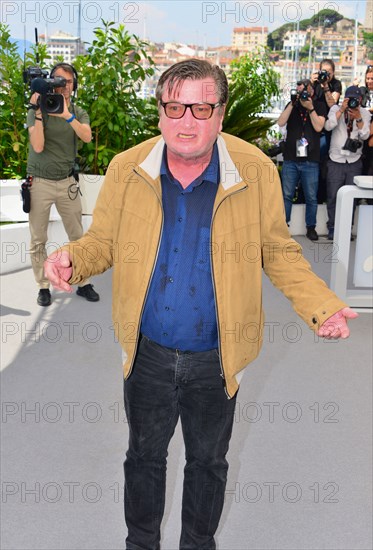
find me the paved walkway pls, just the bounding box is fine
[1,237,372,550]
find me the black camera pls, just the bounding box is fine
[318,70,329,83]
[347,97,360,109]
[290,88,298,103]
[342,138,362,153]
[20,175,33,213]
[299,90,310,101]
[23,66,48,82]
[267,141,286,158]
[24,66,66,114]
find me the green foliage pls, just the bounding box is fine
[362,31,373,58]
[0,21,159,179]
[309,8,345,28]
[0,24,48,179]
[299,44,311,61]
[73,21,159,174]
[223,51,280,144]
[1,23,278,177]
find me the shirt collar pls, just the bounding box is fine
[160,141,220,188]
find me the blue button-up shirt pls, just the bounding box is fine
[140,143,220,351]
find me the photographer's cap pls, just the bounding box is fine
[345,86,362,98]
[297,78,311,87]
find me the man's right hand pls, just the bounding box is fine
[44,250,73,292]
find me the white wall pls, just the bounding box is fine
[1,176,329,274]
[1,175,103,274]
[0,175,104,222]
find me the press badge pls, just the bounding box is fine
[296,137,308,157]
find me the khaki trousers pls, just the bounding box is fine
[29,176,90,289]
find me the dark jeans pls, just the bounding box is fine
[123,335,237,550]
[318,131,332,203]
[282,160,319,227]
[326,158,363,230]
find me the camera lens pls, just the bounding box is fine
[40,93,64,114]
[348,97,359,109]
[45,96,60,113]
[318,71,328,83]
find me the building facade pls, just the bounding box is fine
[231,27,268,51]
[39,31,86,65]
[283,30,307,53]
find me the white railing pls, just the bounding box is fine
[1,175,104,274]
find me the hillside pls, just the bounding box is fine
[267,9,357,52]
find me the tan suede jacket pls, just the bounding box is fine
[66,132,347,397]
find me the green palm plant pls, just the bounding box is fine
[223,51,280,145]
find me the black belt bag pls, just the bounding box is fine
[21,176,32,213]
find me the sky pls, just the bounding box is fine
[1,0,370,49]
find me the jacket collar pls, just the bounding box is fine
[216,134,244,189]
[138,137,165,180]
[138,134,243,191]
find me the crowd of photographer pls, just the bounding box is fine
[276,60,373,241]
[324,86,371,240]
[277,77,326,241]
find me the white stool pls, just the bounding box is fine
[330,176,373,310]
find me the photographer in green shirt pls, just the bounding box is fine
[26,63,99,306]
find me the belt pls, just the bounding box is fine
[140,333,218,356]
[30,174,73,181]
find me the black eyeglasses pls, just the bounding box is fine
[160,101,222,120]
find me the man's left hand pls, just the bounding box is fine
[317,307,358,339]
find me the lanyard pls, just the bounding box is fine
[297,105,310,137]
[344,112,353,137]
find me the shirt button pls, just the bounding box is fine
[163,332,168,337]
[169,277,174,283]
[178,217,183,222]
[165,306,170,311]
[174,248,179,253]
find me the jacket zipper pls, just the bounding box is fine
[125,169,247,391]
[126,168,164,377]
[210,185,248,399]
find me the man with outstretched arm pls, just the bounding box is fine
[44,59,357,550]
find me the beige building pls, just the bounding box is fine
[313,27,362,63]
[231,27,268,51]
[365,0,373,31]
